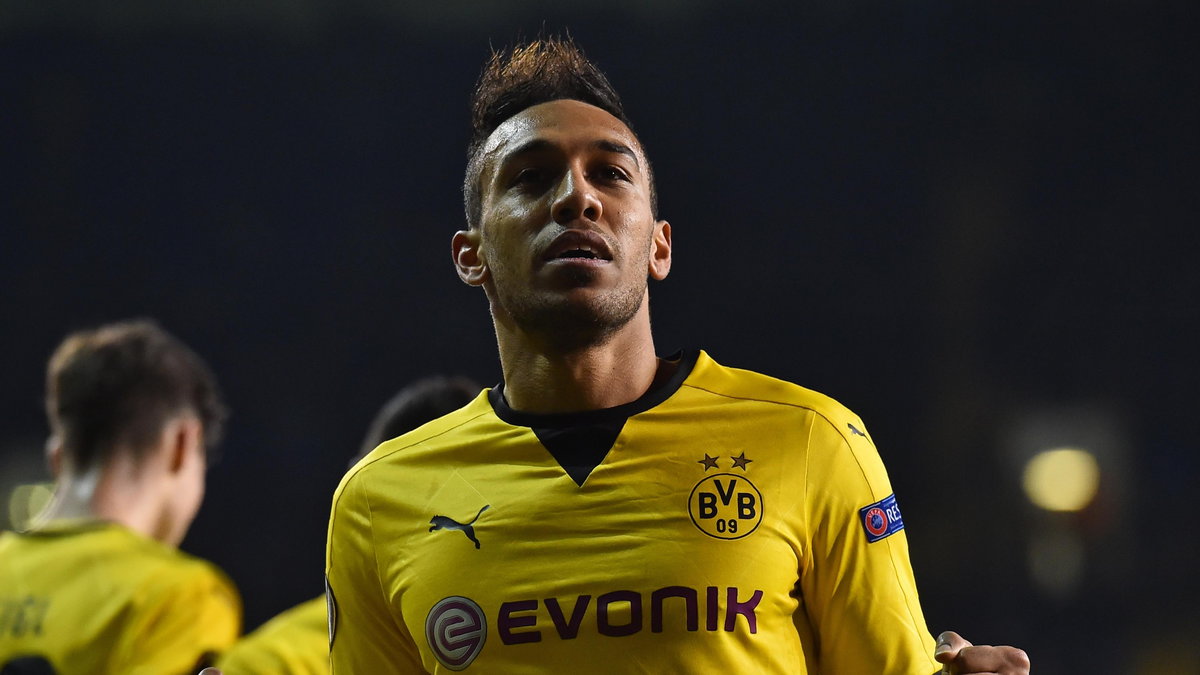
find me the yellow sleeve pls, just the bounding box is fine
[116,561,242,675]
[326,472,426,674]
[798,414,939,674]
[217,596,329,675]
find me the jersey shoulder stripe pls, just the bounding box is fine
[688,351,870,446]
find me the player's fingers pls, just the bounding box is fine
[934,630,973,663]
[950,645,1030,674]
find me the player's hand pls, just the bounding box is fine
[934,631,1030,674]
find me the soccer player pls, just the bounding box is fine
[0,320,240,674]
[325,38,1030,674]
[213,376,480,675]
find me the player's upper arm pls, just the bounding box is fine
[116,560,242,675]
[798,412,938,674]
[326,470,425,673]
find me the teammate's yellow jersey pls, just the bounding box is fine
[216,595,329,675]
[326,351,939,674]
[0,519,241,675]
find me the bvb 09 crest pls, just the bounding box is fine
[688,473,763,540]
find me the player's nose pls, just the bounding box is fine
[551,167,602,225]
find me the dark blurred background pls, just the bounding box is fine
[2,2,1197,673]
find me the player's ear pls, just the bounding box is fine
[46,436,63,479]
[166,417,203,474]
[452,229,489,287]
[648,220,672,281]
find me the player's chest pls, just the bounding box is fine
[375,427,802,598]
[372,429,805,671]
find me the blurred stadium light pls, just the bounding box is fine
[1022,447,1100,512]
[0,437,50,532]
[1026,520,1085,599]
[6,483,52,532]
[1001,403,1129,523]
[1001,403,1132,600]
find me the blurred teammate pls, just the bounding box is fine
[0,320,240,674]
[326,38,1029,674]
[213,377,479,675]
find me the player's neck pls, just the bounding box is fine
[496,305,661,414]
[38,464,101,527]
[41,452,171,543]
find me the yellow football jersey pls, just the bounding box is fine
[216,595,329,675]
[0,520,241,675]
[326,351,939,674]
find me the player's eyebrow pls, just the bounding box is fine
[592,140,640,168]
[498,138,641,170]
[497,138,555,169]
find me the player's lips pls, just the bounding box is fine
[541,230,614,264]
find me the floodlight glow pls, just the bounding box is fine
[1022,448,1100,512]
[7,483,53,530]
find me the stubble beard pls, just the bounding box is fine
[495,270,648,353]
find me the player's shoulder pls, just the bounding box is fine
[254,595,327,637]
[273,594,328,628]
[218,595,326,672]
[7,521,204,571]
[234,595,326,645]
[687,350,864,432]
[125,537,238,603]
[34,522,235,599]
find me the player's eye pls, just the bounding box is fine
[595,166,631,182]
[511,167,547,187]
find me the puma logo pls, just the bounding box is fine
[847,423,868,439]
[429,505,491,549]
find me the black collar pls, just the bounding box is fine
[488,349,698,428]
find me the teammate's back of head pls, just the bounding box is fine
[41,319,228,547]
[353,375,481,467]
[46,318,227,475]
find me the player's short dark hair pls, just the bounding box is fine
[45,319,228,472]
[462,36,657,229]
[352,376,481,467]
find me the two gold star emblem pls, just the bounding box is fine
[697,452,752,471]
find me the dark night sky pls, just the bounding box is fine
[2,2,1196,672]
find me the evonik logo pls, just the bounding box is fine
[425,585,763,669]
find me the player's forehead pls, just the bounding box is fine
[480,99,646,171]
